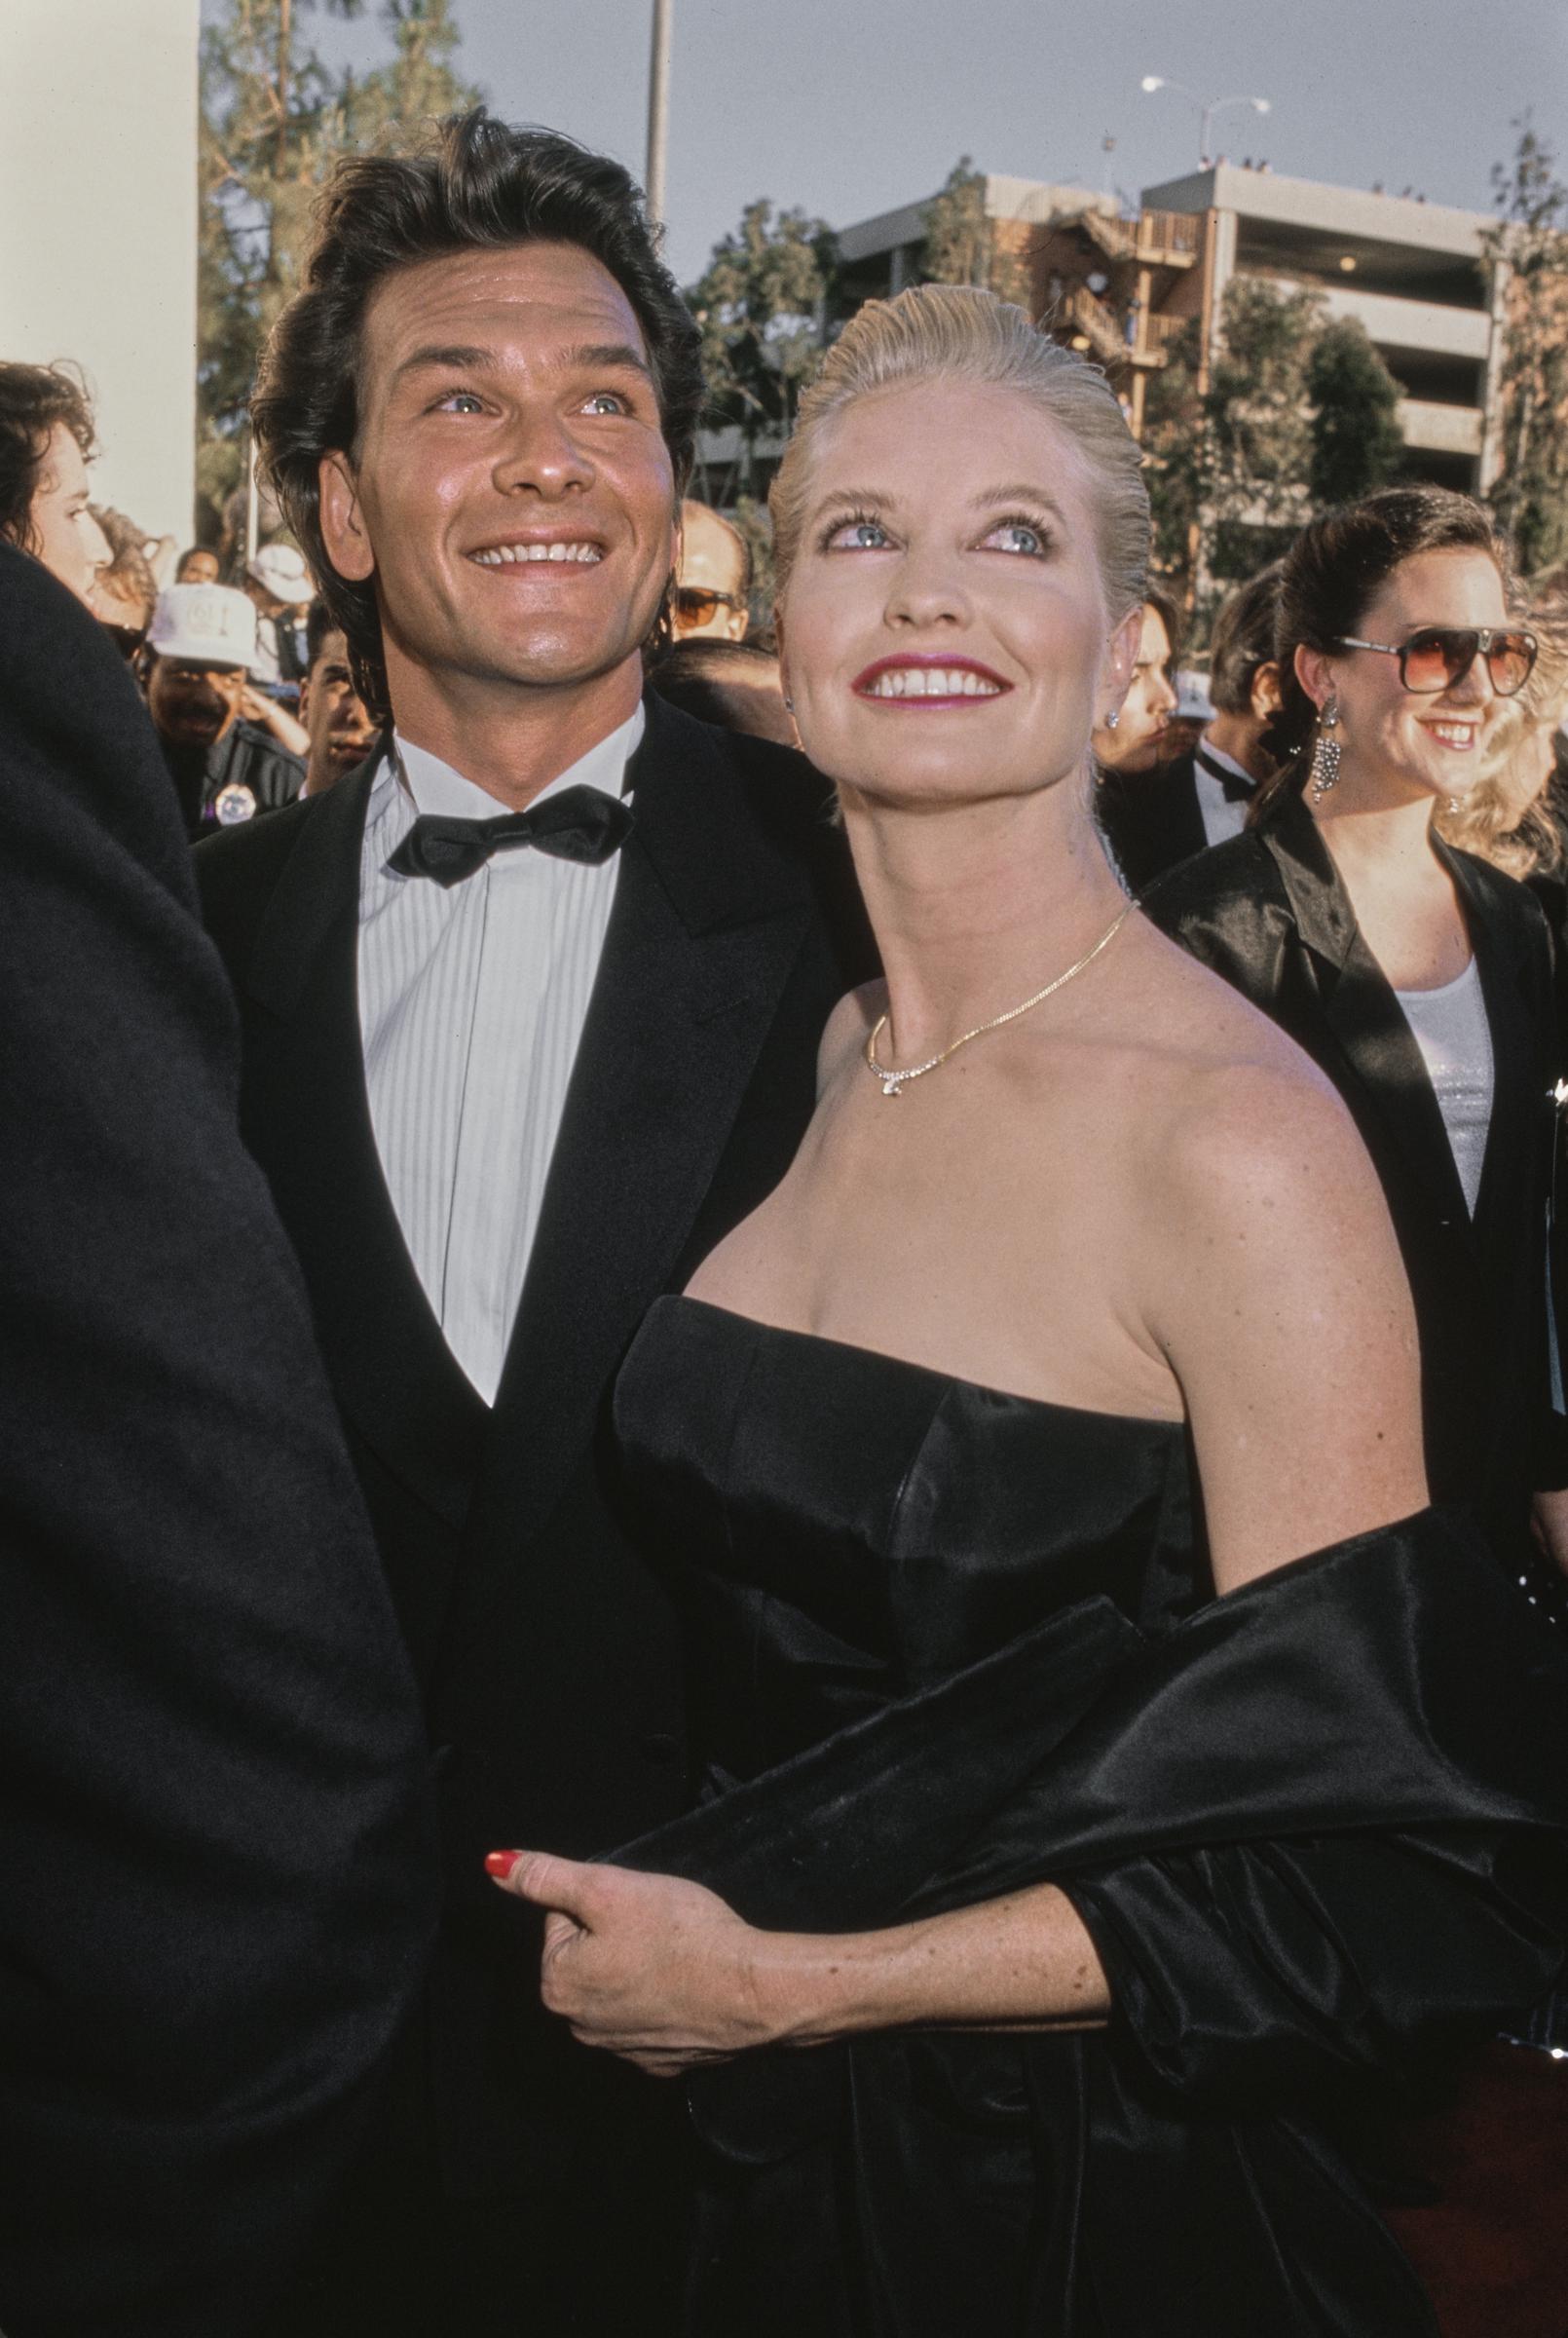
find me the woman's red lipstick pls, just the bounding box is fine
[851,653,1010,704]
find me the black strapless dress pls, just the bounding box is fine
[610,1296,1568,2338]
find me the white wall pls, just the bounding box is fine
[1,0,200,546]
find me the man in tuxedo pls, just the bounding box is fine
[195,111,867,2335]
[1098,563,1282,894]
[0,541,434,2338]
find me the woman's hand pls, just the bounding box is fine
[486,1850,780,2077]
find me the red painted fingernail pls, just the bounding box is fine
[484,1850,522,1879]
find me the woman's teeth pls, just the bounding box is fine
[1427,722,1476,748]
[863,667,1001,698]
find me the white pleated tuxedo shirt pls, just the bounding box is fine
[356,705,644,1403]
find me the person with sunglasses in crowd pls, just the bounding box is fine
[1149,487,1568,2331]
[672,497,752,639]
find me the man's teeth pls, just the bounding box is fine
[1429,722,1475,746]
[864,667,1002,698]
[470,542,602,566]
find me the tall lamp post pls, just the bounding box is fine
[1139,76,1270,169]
[646,0,673,226]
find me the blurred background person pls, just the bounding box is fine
[648,634,796,744]
[1158,667,1214,762]
[297,597,378,797]
[90,504,158,658]
[0,358,110,607]
[673,497,751,638]
[1100,567,1281,891]
[243,538,315,688]
[176,544,222,585]
[139,582,306,834]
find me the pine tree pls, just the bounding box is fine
[1307,320,1405,508]
[1483,119,1568,574]
[198,0,478,543]
[919,160,1029,306]
[687,202,836,498]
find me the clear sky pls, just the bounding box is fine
[272,0,1568,284]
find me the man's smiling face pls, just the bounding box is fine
[317,241,678,707]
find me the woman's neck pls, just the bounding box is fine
[1310,759,1444,886]
[841,773,1127,1063]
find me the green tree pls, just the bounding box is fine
[1307,319,1405,507]
[687,201,836,496]
[1483,119,1568,574]
[919,158,1029,305]
[198,0,478,542]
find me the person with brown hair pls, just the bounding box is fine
[491,293,1568,2338]
[0,360,110,605]
[194,109,866,2337]
[1098,564,1283,891]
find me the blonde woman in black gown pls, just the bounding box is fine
[489,289,1568,2337]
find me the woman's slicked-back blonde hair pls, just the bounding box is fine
[769,284,1150,621]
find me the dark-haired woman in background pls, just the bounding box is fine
[1150,487,1568,1595]
[1148,487,1568,2334]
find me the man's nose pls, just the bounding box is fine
[493,405,596,497]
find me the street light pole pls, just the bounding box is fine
[1139,77,1271,170]
[646,0,674,226]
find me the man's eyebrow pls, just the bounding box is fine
[560,342,653,379]
[392,343,499,382]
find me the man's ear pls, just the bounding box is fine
[318,453,374,584]
[1251,660,1284,721]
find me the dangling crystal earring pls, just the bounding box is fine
[1309,695,1341,803]
[1446,795,1460,815]
[1104,707,1120,731]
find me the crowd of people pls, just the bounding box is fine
[4,102,1568,2338]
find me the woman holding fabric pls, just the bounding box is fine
[490,296,1568,2337]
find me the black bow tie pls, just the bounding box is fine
[387,783,634,887]
[1196,745,1256,805]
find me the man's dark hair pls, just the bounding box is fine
[252,110,705,723]
[1207,562,1283,716]
[304,595,342,670]
[0,363,95,554]
[649,637,779,727]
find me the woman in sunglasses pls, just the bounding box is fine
[1150,489,1568,2329]
[1152,487,1565,1593]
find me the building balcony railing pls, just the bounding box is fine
[1063,284,1131,367]
[1073,206,1201,273]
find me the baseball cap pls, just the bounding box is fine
[247,542,315,605]
[1174,668,1216,724]
[146,584,258,667]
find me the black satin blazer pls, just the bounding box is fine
[1145,793,1568,1555]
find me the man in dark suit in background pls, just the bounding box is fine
[1098,564,1283,893]
[195,112,867,2336]
[0,540,434,2338]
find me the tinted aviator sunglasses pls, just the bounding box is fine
[673,584,745,624]
[1335,625,1538,698]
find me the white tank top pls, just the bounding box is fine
[1393,957,1494,1217]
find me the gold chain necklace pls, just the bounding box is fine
[864,903,1133,1100]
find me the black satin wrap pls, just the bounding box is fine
[610,1299,1568,2337]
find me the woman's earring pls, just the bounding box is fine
[1104,707,1120,731]
[1309,695,1341,803]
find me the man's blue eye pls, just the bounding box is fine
[584,393,627,415]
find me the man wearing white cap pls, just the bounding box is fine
[245,539,316,685]
[140,583,306,837]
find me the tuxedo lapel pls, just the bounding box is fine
[472,702,823,1556]
[239,765,488,1526]
[1263,802,1472,1233]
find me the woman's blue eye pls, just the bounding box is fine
[989,521,1046,556]
[829,518,890,549]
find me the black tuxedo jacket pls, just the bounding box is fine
[195,693,872,2197]
[0,543,435,2337]
[1096,744,1209,893]
[1147,792,1568,1551]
